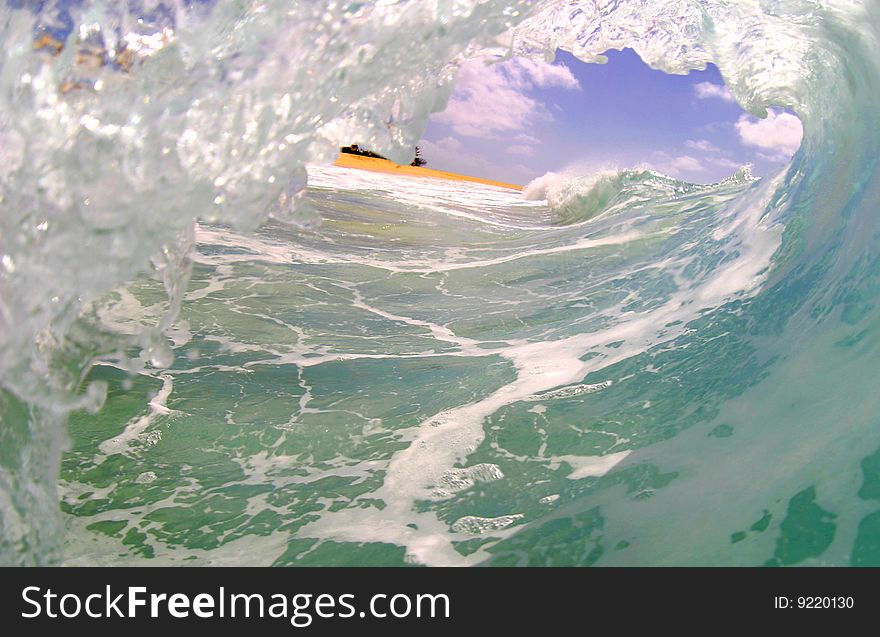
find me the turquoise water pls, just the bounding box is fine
[58,162,880,566]
[2,1,880,566]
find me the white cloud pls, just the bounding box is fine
[735,109,803,159]
[707,156,743,170]
[694,82,735,102]
[507,144,536,156]
[418,136,493,175]
[681,142,745,171]
[513,133,541,145]
[504,57,579,91]
[649,152,707,179]
[670,155,706,173]
[756,151,784,162]
[433,57,580,139]
[685,139,719,153]
[419,136,466,158]
[419,136,537,184]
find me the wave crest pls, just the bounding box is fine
[523,167,756,225]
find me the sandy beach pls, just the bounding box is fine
[333,153,523,191]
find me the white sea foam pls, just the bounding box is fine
[438,463,505,495]
[98,374,175,458]
[554,450,633,480]
[451,514,524,535]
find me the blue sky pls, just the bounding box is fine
[419,49,802,185]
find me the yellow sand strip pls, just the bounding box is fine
[333,153,523,191]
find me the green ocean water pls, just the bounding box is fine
[56,164,880,566]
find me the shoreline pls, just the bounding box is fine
[333,153,523,191]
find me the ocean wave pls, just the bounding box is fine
[523,167,753,224]
[1,0,879,565]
